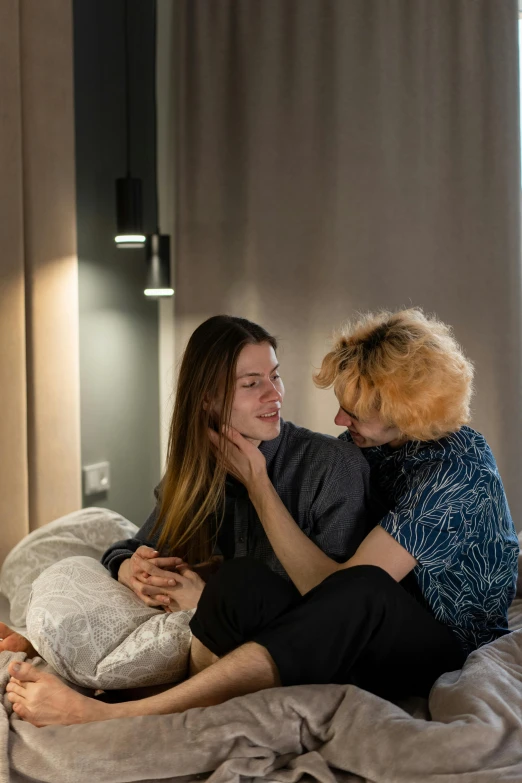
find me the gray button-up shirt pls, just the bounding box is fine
[102,419,371,580]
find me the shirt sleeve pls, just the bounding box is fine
[309,441,372,562]
[101,504,161,579]
[379,459,468,569]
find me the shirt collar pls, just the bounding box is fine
[259,418,287,471]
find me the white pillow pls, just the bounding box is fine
[0,507,139,627]
[26,556,193,689]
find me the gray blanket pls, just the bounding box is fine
[3,610,522,783]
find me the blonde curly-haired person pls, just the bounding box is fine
[6,309,519,726]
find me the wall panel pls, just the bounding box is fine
[0,0,29,561]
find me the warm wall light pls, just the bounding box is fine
[144,233,173,298]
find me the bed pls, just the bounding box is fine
[0,513,521,783]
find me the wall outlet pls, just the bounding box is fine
[83,461,110,496]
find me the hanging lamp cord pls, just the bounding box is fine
[153,4,160,235]
[124,0,131,177]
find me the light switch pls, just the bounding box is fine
[83,461,111,496]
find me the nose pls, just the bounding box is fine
[334,408,352,428]
[260,380,282,403]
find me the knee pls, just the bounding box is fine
[209,557,273,591]
[320,565,395,603]
[200,557,296,620]
[201,558,274,609]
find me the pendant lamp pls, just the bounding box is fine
[144,234,174,297]
[115,0,145,248]
[143,9,173,298]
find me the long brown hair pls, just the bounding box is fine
[154,315,278,563]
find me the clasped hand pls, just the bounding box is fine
[119,428,268,610]
[118,546,207,611]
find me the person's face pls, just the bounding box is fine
[334,404,406,449]
[214,342,284,446]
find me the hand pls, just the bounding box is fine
[141,566,206,611]
[208,426,268,491]
[118,546,184,609]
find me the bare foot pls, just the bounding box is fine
[6,661,114,727]
[0,623,36,656]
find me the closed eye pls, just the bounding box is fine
[242,373,281,389]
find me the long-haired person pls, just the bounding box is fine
[101,314,370,614]
[7,308,517,726]
[0,315,370,658]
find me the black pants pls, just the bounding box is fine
[190,558,466,700]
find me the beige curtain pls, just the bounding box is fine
[162,0,522,523]
[0,0,81,564]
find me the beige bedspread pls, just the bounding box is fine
[3,610,522,783]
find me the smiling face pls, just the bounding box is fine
[334,405,406,449]
[213,342,284,446]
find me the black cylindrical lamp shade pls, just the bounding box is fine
[115,176,146,247]
[145,234,174,297]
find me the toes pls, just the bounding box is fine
[7,662,21,678]
[6,682,26,696]
[7,692,25,705]
[8,661,40,683]
[6,683,26,698]
[11,702,31,723]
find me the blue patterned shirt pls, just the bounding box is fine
[340,426,518,653]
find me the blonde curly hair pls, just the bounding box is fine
[314,308,474,441]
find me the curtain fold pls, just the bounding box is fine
[164,0,522,522]
[0,0,81,564]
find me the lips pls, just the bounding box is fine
[257,410,280,421]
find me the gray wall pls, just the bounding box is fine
[74,0,161,525]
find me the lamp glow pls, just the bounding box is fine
[115,234,146,248]
[144,288,174,297]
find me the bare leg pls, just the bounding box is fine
[6,641,280,727]
[189,637,218,677]
[0,624,36,657]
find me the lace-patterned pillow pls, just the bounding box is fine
[26,556,193,689]
[0,507,139,627]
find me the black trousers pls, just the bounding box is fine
[189,558,466,700]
